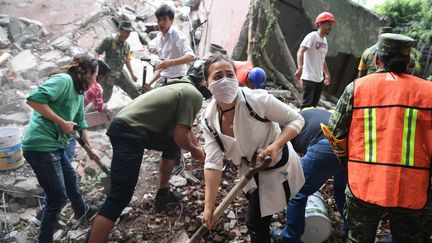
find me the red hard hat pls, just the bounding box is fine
[315,12,336,24]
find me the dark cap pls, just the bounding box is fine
[379,26,393,34]
[119,21,133,31]
[377,33,414,56]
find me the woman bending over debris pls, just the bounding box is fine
[201,55,305,243]
[22,53,100,243]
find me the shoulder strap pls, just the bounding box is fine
[204,118,225,152]
[241,89,270,122]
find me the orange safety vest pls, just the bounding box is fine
[348,72,432,209]
[233,61,253,85]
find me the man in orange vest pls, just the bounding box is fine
[326,33,432,242]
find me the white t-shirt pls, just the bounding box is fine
[300,31,328,83]
[156,27,195,78]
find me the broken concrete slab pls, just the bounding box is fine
[19,208,38,222]
[0,174,16,188]
[51,35,73,51]
[8,17,26,41]
[0,26,10,48]
[41,50,63,62]
[169,175,187,187]
[0,212,20,225]
[11,50,38,74]
[0,15,10,26]
[56,56,72,66]
[6,177,43,198]
[37,62,57,78]
[5,230,30,243]
[66,229,89,242]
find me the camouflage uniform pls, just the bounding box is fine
[357,27,393,75]
[329,33,430,243]
[95,34,140,102]
[358,44,378,75]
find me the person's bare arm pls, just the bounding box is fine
[125,59,137,82]
[295,46,308,88]
[323,61,331,85]
[202,168,222,229]
[94,52,100,60]
[173,124,205,162]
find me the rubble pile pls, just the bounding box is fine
[0,0,345,242]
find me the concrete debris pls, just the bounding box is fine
[66,229,89,242]
[0,52,12,66]
[7,177,43,199]
[40,50,63,62]
[37,62,57,78]
[0,111,30,125]
[19,208,38,222]
[227,210,236,219]
[1,213,20,225]
[4,230,30,243]
[7,17,43,47]
[11,50,38,75]
[51,35,73,52]
[0,26,10,48]
[169,175,188,187]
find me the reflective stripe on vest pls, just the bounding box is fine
[364,108,377,162]
[348,72,432,209]
[401,108,418,167]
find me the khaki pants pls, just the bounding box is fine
[99,69,140,103]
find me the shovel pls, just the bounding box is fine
[185,154,272,243]
[73,125,111,194]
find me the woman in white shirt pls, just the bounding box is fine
[201,55,305,243]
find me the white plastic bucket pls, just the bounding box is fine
[301,191,332,243]
[0,127,24,170]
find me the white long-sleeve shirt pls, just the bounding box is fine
[201,87,305,216]
[155,27,195,78]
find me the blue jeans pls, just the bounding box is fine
[24,149,85,243]
[282,139,348,242]
[65,137,76,161]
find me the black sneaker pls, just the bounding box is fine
[74,204,99,222]
[154,190,183,212]
[33,209,66,229]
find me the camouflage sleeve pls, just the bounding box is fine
[95,37,110,54]
[328,82,354,139]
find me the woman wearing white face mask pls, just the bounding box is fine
[201,55,306,243]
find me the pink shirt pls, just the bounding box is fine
[84,82,105,112]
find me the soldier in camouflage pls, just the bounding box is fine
[329,33,431,243]
[95,21,140,102]
[357,26,393,78]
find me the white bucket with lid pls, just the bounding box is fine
[0,127,24,171]
[301,191,332,243]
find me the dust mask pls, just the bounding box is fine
[208,77,239,104]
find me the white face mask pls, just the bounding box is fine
[208,77,239,104]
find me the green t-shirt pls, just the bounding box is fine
[117,77,203,134]
[95,35,131,72]
[22,73,88,152]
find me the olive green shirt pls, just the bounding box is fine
[116,77,203,135]
[95,35,131,72]
[22,73,88,152]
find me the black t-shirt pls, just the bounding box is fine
[291,109,331,154]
